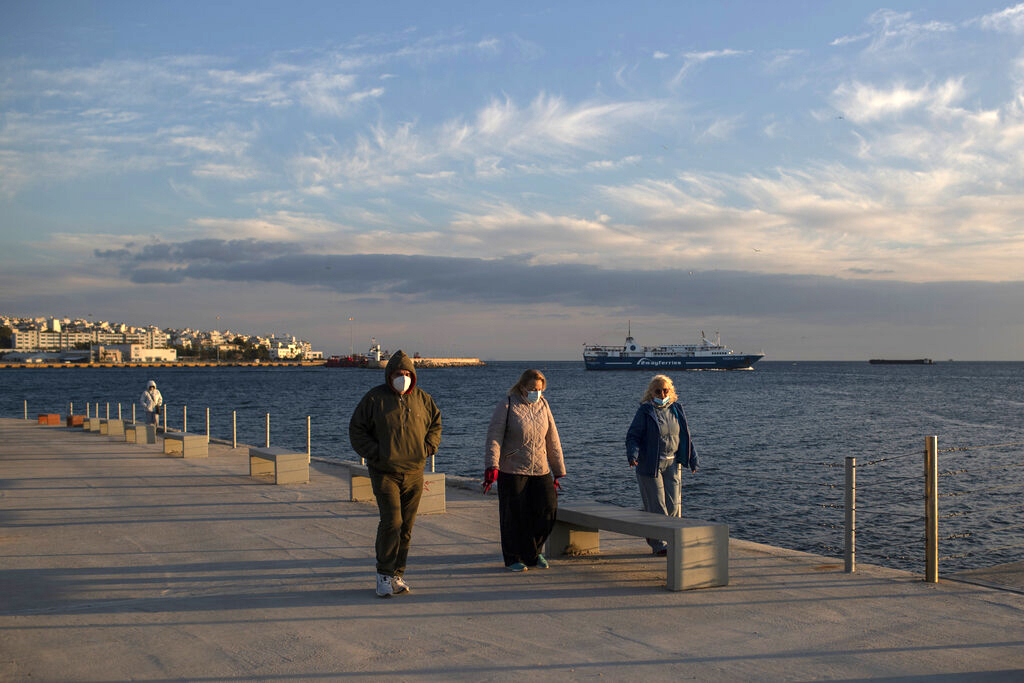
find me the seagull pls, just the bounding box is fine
[751,247,761,253]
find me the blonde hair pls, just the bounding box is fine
[641,374,677,405]
[510,369,547,397]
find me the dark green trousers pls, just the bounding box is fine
[368,468,424,577]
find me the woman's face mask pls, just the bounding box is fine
[392,374,412,393]
[525,390,542,403]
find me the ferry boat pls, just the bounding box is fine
[583,327,764,371]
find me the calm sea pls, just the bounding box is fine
[5,360,1023,574]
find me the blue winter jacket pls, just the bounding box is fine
[625,402,698,477]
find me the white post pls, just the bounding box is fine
[265,413,270,448]
[24,399,28,420]
[206,407,210,443]
[132,404,136,424]
[845,456,855,573]
[70,401,74,417]
[118,403,122,420]
[106,402,110,419]
[232,410,237,449]
[925,436,939,583]
[306,415,311,463]
[86,403,90,419]
[183,405,187,434]
[431,452,436,473]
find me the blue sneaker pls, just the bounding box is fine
[534,554,550,569]
[508,562,528,572]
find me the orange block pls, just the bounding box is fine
[67,414,84,427]
[37,413,61,425]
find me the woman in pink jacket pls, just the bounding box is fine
[483,369,567,572]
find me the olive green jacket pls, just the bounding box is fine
[349,351,442,473]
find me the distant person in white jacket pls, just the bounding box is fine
[140,380,163,426]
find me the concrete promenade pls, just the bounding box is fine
[1,418,1022,681]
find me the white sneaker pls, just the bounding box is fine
[375,573,394,598]
[392,575,410,594]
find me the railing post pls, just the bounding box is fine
[431,452,436,473]
[24,399,28,420]
[117,403,122,420]
[232,410,237,449]
[70,401,73,417]
[132,404,136,424]
[265,413,270,448]
[183,405,187,434]
[306,415,311,463]
[845,456,855,573]
[925,436,939,583]
[206,407,210,443]
[106,402,110,420]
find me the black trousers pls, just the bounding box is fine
[497,471,557,567]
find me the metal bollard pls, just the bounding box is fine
[232,410,237,449]
[265,413,270,448]
[206,407,210,443]
[844,456,855,573]
[183,405,187,434]
[307,415,311,463]
[925,436,939,583]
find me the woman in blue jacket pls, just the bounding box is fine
[625,374,699,555]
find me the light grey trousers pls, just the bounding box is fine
[636,460,682,551]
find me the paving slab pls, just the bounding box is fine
[1,417,1023,681]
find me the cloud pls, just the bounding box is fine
[96,239,1024,328]
[831,79,965,123]
[289,93,666,188]
[670,49,747,87]
[976,3,1024,34]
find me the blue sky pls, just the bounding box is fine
[2,1,1023,360]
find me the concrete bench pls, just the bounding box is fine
[104,419,125,438]
[163,432,208,458]
[37,413,61,426]
[67,414,84,428]
[125,423,156,444]
[348,463,446,515]
[87,419,102,433]
[248,447,309,485]
[546,502,728,591]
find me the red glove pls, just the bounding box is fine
[482,467,498,493]
[553,476,563,491]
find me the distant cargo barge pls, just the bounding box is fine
[869,358,935,365]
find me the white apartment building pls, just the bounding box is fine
[98,344,177,362]
[12,327,169,351]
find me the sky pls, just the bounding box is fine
[2,1,1023,360]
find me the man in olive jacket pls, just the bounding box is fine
[349,350,442,598]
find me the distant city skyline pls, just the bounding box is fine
[2,2,1023,360]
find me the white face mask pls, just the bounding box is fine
[525,390,542,403]
[653,396,670,407]
[392,375,412,393]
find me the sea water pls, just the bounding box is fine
[4,360,1023,573]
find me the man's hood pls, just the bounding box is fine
[384,350,417,390]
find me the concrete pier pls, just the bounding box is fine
[1,417,1022,681]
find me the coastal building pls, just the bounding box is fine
[12,327,169,352]
[268,336,323,360]
[95,344,177,363]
